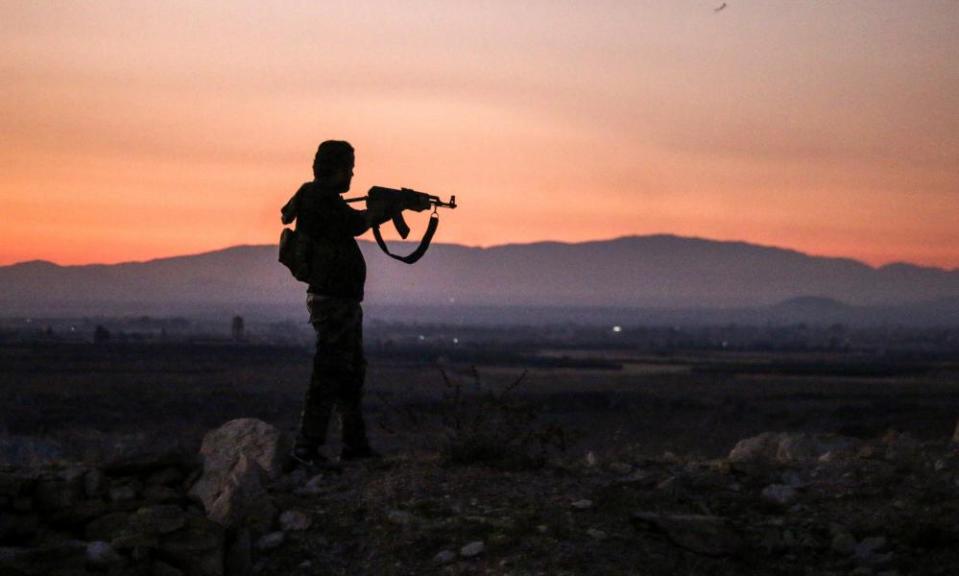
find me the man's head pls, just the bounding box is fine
[312,140,355,193]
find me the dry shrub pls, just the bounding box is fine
[436,368,572,470]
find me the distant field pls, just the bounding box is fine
[2,342,958,464]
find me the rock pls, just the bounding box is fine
[108,481,141,504]
[98,432,195,476]
[201,453,276,532]
[761,484,798,506]
[571,499,593,510]
[0,512,39,542]
[854,536,892,566]
[144,484,182,503]
[189,419,289,529]
[86,541,123,570]
[148,467,185,487]
[632,512,743,557]
[34,477,82,511]
[158,515,225,576]
[0,540,87,574]
[293,473,325,496]
[434,549,457,564]
[831,529,857,555]
[386,509,414,526]
[130,505,188,535]
[882,431,922,463]
[225,528,253,576]
[153,561,186,576]
[728,432,783,463]
[586,528,607,540]
[460,541,485,558]
[85,511,131,541]
[608,462,633,475]
[279,509,312,532]
[255,531,285,552]
[729,432,860,464]
[84,468,108,498]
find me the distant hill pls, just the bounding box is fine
[2,235,959,324]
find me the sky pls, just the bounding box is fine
[1,1,958,268]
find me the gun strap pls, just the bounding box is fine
[372,211,439,264]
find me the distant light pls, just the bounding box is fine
[448,297,456,303]
[418,334,425,341]
[612,326,622,333]
[452,337,459,344]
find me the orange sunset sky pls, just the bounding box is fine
[2,1,958,268]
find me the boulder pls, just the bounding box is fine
[632,512,744,557]
[728,432,783,463]
[158,515,225,576]
[203,454,275,532]
[190,420,288,531]
[729,432,860,464]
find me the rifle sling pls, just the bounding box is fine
[372,211,439,264]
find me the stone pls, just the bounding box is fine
[153,561,186,576]
[279,509,312,532]
[158,515,225,576]
[854,536,891,566]
[144,484,182,503]
[147,467,185,487]
[0,539,87,574]
[130,505,188,535]
[632,512,744,557]
[831,530,857,555]
[109,481,140,504]
[460,541,485,558]
[728,432,783,463]
[608,462,633,475]
[34,477,82,511]
[225,528,253,576]
[761,484,798,506]
[84,468,108,498]
[85,511,131,541]
[86,541,123,570]
[255,531,285,552]
[433,549,457,564]
[202,454,276,532]
[587,528,607,540]
[0,512,39,543]
[729,432,860,464]
[293,473,325,496]
[0,470,38,497]
[190,419,289,529]
[571,499,593,509]
[386,509,414,526]
[882,431,922,463]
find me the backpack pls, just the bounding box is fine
[279,192,312,282]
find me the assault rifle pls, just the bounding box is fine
[345,186,457,264]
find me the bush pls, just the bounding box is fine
[435,368,571,470]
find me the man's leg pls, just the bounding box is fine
[334,303,377,459]
[294,295,358,463]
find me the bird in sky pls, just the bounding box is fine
[715,2,727,12]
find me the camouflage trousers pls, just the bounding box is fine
[296,294,369,451]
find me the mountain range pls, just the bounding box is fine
[2,235,958,325]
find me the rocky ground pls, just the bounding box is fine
[261,431,959,576]
[5,419,957,576]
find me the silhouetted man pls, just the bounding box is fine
[282,140,426,467]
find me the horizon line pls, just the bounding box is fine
[3,233,956,273]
